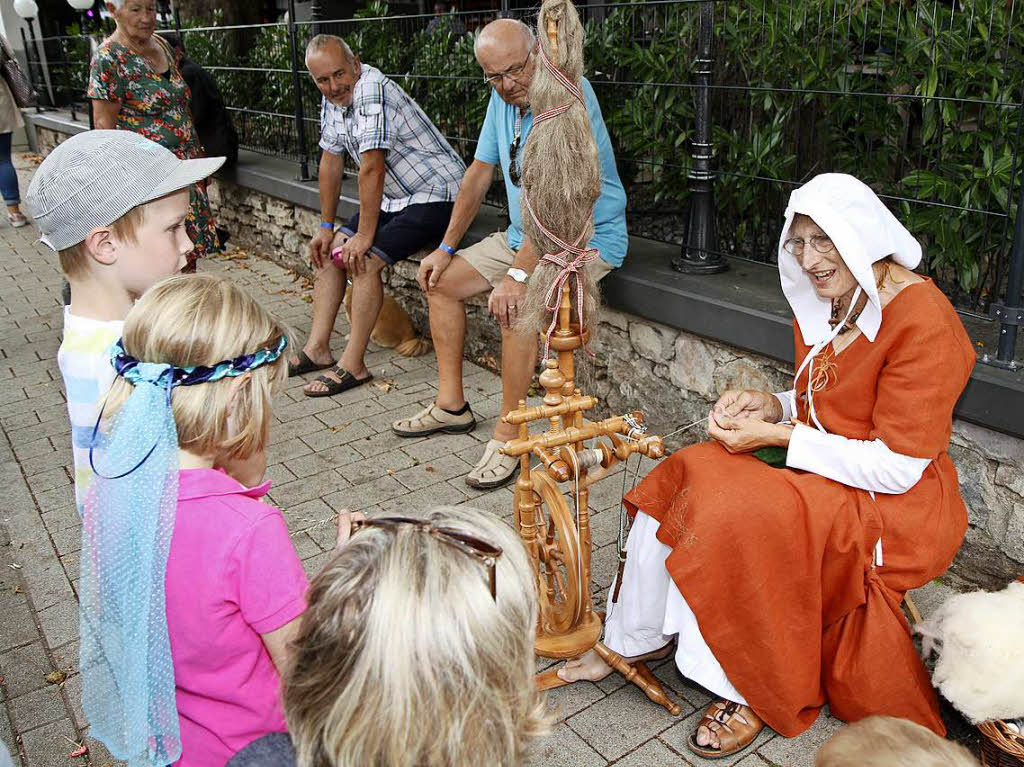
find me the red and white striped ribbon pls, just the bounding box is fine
[522,193,600,359]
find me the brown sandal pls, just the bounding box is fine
[687,699,764,759]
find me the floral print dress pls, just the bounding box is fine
[88,37,219,266]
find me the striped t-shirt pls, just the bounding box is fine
[57,308,123,513]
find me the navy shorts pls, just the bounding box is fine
[338,200,454,265]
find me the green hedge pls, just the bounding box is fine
[79,0,1022,307]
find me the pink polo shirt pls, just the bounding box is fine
[166,469,309,766]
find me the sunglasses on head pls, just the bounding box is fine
[350,515,503,599]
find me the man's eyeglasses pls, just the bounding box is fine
[482,53,532,87]
[350,515,503,599]
[782,234,835,256]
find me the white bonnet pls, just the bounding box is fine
[778,173,922,344]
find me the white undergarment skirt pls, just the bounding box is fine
[603,510,748,705]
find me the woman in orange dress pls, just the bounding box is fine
[559,174,975,758]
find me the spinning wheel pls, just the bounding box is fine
[498,0,681,717]
[530,471,582,635]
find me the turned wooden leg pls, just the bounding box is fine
[593,642,682,716]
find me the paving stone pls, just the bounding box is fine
[36,601,79,650]
[401,432,482,462]
[265,436,314,464]
[609,738,686,767]
[267,470,349,509]
[567,683,680,761]
[0,599,38,653]
[544,680,607,722]
[391,453,473,491]
[263,462,296,486]
[25,468,70,495]
[336,449,415,486]
[322,474,408,511]
[0,643,51,699]
[350,428,426,458]
[18,718,78,767]
[299,421,375,451]
[755,710,843,767]
[526,723,607,767]
[48,525,81,558]
[283,444,361,479]
[0,707,15,764]
[375,480,469,515]
[6,685,66,733]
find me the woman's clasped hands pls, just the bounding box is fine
[707,389,793,454]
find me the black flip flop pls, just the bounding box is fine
[288,350,336,377]
[304,367,373,398]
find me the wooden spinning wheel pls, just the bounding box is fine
[500,0,681,716]
[531,471,582,635]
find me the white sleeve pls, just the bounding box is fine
[773,390,797,423]
[786,424,930,494]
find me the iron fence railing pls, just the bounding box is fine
[21,0,1024,367]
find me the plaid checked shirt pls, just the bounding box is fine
[319,65,465,213]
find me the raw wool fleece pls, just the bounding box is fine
[917,581,1024,724]
[518,0,601,347]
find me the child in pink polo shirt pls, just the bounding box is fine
[80,273,308,767]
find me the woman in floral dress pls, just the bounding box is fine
[88,0,219,270]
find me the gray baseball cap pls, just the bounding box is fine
[25,130,226,252]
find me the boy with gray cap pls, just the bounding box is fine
[25,130,224,512]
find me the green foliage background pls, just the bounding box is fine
[62,0,1024,308]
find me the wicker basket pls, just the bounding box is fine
[979,720,1024,767]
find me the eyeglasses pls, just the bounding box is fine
[782,234,835,256]
[350,516,503,599]
[481,50,533,87]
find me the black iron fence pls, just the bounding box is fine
[21,0,1024,367]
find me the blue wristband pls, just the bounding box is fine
[439,243,456,256]
[320,221,335,230]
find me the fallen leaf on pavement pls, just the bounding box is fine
[45,670,67,684]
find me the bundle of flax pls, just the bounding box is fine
[518,0,601,353]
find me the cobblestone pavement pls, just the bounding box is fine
[0,153,953,767]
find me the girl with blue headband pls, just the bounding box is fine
[80,273,310,767]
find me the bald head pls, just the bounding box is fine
[475,18,534,62]
[475,18,536,107]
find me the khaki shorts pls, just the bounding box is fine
[459,230,614,288]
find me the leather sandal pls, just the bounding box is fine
[303,367,372,398]
[392,403,476,437]
[466,439,519,489]
[687,700,764,759]
[288,350,336,377]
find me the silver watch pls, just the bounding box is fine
[506,267,529,284]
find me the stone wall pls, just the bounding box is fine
[27,129,1024,590]
[206,176,1024,590]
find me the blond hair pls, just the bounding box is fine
[814,716,980,767]
[59,204,147,280]
[104,273,289,461]
[284,505,551,767]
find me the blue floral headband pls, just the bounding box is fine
[89,334,289,479]
[80,333,288,767]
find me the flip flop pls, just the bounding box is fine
[288,350,336,377]
[304,367,373,398]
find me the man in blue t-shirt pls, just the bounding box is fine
[392,18,628,490]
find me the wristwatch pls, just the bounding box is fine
[506,267,529,284]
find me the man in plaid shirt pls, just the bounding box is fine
[289,34,465,397]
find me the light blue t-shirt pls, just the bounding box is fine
[473,79,628,267]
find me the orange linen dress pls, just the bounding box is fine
[624,279,975,737]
